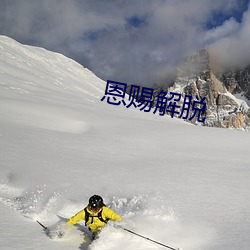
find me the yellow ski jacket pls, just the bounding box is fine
[67,206,121,233]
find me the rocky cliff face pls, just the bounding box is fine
[155,49,250,130]
[217,66,250,100]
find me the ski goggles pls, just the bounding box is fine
[89,205,101,212]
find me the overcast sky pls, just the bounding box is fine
[0,0,249,86]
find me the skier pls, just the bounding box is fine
[66,194,121,239]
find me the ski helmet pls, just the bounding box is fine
[89,195,104,210]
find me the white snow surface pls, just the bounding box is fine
[0,35,250,250]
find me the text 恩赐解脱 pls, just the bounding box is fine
[101,80,206,123]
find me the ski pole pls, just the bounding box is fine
[37,220,48,231]
[122,227,180,250]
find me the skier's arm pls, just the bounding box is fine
[67,209,85,225]
[104,207,122,222]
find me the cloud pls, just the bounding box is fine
[209,4,250,69]
[200,18,240,45]
[0,0,249,86]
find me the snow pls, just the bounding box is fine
[0,35,250,250]
[234,93,250,107]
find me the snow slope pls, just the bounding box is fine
[0,36,250,250]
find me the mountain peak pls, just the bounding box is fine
[177,49,211,78]
[159,48,250,129]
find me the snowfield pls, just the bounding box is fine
[0,36,250,250]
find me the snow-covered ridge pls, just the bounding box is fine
[0,35,107,134]
[0,35,105,100]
